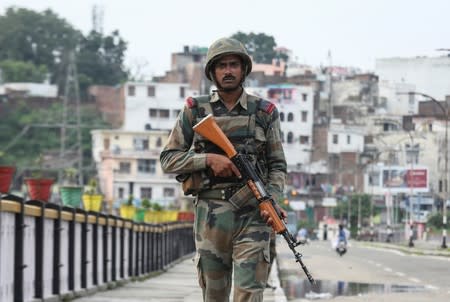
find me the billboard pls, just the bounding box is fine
[382,167,428,193]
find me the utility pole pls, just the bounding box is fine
[407,132,415,247]
[401,92,447,249]
[60,50,83,185]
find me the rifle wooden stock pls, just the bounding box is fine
[192,114,237,158]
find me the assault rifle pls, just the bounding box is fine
[193,114,315,285]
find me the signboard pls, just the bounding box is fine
[382,167,428,193]
[322,197,337,207]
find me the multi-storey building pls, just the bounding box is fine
[92,82,199,211]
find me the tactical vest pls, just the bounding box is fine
[187,94,275,191]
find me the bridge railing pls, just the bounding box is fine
[0,195,195,302]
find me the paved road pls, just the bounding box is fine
[276,239,450,302]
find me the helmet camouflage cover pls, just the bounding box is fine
[204,37,253,81]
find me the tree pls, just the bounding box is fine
[0,60,48,82]
[76,30,128,93]
[231,31,286,64]
[0,7,128,95]
[0,7,81,84]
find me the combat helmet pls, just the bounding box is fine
[204,37,252,81]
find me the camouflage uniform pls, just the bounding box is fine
[160,38,286,302]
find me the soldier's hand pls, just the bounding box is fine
[206,153,241,178]
[261,203,288,228]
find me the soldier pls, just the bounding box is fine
[160,37,287,302]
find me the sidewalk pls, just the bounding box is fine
[360,239,450,257]
[74,253,287,302]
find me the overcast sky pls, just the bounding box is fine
[1,0,449,77]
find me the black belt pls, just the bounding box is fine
[197,186,241,200]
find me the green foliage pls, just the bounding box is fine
[142,198,152,209]
[77,30,128,88]
[0,100,109,180]
[427,213,450,230]
[231,31,284,64]
[152,203,163,211]
[126,195,134,206]
[332,194,380,227]
[0,7,128,93]
[85,177,99,194]
[0,60,48,82]
[0,7,81,83]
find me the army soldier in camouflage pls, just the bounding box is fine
[160,37,287,302]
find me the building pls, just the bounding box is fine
[92,81,199,211]
[91,128,182,212]
[376,55,450,101]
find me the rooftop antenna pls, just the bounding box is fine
[92,4,104,34]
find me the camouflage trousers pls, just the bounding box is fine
[194,197,271,302]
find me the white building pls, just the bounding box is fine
[247,84,315,171]
[327,119,365,154]
[378,80,417,115]
[122,82,199,131]
[376,55,450,101]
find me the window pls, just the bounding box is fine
[368,171,380,186]
[300,136,309,144]
[173,109,181,118]
[134,138,149,150]
[138,159,156,173]
[333,134,338,144]
[287,112,294,122]
[180,86,185,98]
[147,86,155,97]
[156,137,162,147]
[280,112,285,122]
[281,131,285,143]
[118,162,131,173]
[159,109,169,118]
[118,187,124,199]
[128,85,135,96]
[405,143,420,164]
[103,138,110,150]
[301,111,307,122]
[163,188,175,197]
[302,93,307,101]
[347,135,351,144]
[287,132,294,144]
[141,187,152,199]
[149,109,157,117]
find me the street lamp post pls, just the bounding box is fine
[405,92,447,249]
[407,131,415,248]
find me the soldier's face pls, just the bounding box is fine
[213,55,244,92]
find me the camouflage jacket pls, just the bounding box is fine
[160,89,287,199]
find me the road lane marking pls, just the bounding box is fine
[395,272,405,277]
[408,277,421,283]
[383,267,393,272]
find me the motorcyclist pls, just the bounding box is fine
[336,224,348,256]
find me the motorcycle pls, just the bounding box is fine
[336,240,347,256]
